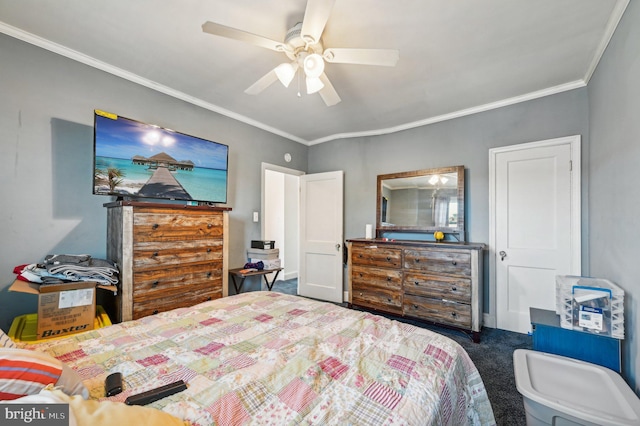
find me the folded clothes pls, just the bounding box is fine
[15,255,120,285]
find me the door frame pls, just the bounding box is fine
[487,135,581,328]
[261,163,305,281]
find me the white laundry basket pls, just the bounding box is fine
[514,349,640,426]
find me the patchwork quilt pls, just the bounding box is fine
[24,291,495,425]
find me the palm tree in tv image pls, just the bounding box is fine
[95,166,126,194]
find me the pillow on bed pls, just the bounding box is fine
[0,348,88,400]
[0,328,16,348]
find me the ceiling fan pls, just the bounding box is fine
[202,0,399,106]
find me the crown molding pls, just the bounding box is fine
[0,21,306,145]
[1,1,627,148]
[583,0,629,84]
[307,80,587,145]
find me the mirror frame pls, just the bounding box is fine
[376,165,465,241]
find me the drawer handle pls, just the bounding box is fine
[207,223,213,229]
[452,287,457,292]
[387,298,391,302]
[359,292,363,296]
[207,248,212,253]
[358,254,363,258]
[413,304,418,309]
[153,310,159,315]
[451,312,457,317]
[386,277,391,281]
[152,252,158,257]
[206,296,212,301]
[152,281,159,288]
[207,272,212,277]
[359,273,363,278]
[414,281,420,286]
[152,224,159,229]
[386,256,391,261]
[452,261,457,265]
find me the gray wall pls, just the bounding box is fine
[0,34,308,329]
[309,88,590,318]
[587,0,639,393]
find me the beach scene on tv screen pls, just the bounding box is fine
[94,114,228,203]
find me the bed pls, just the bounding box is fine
[11,291,495,425]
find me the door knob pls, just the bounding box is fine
[499,250,507,261]
[335,243,341,251]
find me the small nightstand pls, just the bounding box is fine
[530,307,621,372]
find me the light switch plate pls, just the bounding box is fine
[253,212,259,222]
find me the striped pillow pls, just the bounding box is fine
[0,329,16,349]
[0,348,63,400]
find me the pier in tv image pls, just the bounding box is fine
[93,111,229,204]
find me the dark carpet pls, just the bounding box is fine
[269,278,532,425]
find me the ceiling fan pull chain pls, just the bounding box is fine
[297,69,302,98]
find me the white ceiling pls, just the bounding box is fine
[0,0,628,145]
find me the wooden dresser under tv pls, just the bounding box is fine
[105,201,230,322]
[347,238,485,341]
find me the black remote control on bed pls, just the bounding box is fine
[124,380,187,406]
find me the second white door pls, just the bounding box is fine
[491,135,581,333]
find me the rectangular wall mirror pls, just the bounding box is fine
[376,165,465,241]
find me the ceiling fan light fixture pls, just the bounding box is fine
[303,53,325,78]
[306,76,324,94]
[275,62,298,87]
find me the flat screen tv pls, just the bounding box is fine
[93,110,228,204]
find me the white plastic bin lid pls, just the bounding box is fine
[514,349,640,426]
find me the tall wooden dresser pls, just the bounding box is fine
[347,238,485,341]
[105,201,230,322]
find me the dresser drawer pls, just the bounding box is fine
[404,249,471,276]
[351,245,402,268]
[132,263,223,297]
[403,272,471,303]
[351,265,402,290]
[352,287,403,315]
[133,287,221,319]
[404,294,471,328]
[133,211,223,242]
[133,239,223,269]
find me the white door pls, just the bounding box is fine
[262,164,304,285]
[490,136,581,334]
[298,171,344,303]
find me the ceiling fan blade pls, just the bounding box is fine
[300,0,336,44]
[323,48,399,66]
[245,69,279,95]
[202,21,285,52]
[318,73,341,106]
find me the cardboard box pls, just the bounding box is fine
[9,280,106,339]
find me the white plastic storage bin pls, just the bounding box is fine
[514,349,640,426]
[555,275,624,339]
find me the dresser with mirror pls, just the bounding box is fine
[347,166,485,341]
